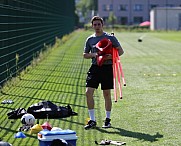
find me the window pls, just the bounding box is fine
[133,17,143,24]
[103,4,113,11]
[166,4,174,7]
[134,4,143,11]
[150,4,158,9]
[118,4,128,11]
[120,17,128,25]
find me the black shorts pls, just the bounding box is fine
[86,64,113,90]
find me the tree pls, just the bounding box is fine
[76,0,98,17]
[108,12,117,26]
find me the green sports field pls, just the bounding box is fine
[0,30,181,146]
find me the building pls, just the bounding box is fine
[98,0,181,25]
[150,7,181,30]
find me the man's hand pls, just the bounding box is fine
[104,54,112,60]
[92,53,98,58]
[116,46,124,56]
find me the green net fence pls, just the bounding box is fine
[0,0,75,86]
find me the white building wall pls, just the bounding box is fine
[150,7,181,30]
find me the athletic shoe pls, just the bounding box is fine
[84,120,96,130]
[102,118,111,128]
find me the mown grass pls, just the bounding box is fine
[150,31,181,42]
[0,30,181,146]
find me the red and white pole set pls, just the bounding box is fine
[112,48,126,102]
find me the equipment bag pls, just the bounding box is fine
[7,108,27,119]
[27,100,77,119]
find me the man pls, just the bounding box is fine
[83,16,124,130]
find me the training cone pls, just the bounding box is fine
[96,38,113,66]
[97,55,106,66]
[30,124,43,134]
[96,38,112,52]
[85,118,90,125]
[41,121,52,131]
[14,131,26,138]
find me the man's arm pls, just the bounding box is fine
[83,52,97,59]
[83,45,124,60]
[116,46,124,56]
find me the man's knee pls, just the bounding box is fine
[103,90,111,97]
[86,87,95,97]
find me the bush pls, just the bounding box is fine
[84,24,150,32]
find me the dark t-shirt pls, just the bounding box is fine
[84,32,121,65]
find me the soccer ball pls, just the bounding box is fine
[21,113,35,126]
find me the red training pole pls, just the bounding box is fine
[112,48,118,102]
[114,49,122,99]
[117,55,126,86]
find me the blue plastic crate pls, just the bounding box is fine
[38,130,77,146]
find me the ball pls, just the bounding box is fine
[21,113,35,126]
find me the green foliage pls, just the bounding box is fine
[76,0,98,17]
[0,30,181,146]
[108,11,117,25]
[84,24,150,32]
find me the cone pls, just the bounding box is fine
[14,131,26,138]
[96,38,112,52]
[41,121,52,131]
[97,56,106,66]
[30,124,43,134]
[96,38,113,66]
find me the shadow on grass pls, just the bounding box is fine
[0,126,37,140]
[95,127,163,142]
[1,90,85,108]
